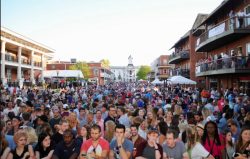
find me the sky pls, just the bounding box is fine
[1,0,223,66]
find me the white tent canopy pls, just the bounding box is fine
[151,78,164,85]
[167,75,196,85]
[44,70,84,78]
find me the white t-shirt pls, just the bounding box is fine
[190,142,209,159]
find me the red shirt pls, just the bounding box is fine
[81,138,109,156]
[203,135,225,159]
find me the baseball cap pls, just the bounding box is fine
[63,104,69,109]
[147,127,159,134]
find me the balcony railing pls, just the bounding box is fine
[21,58,31,65]
[196,56,250,76]
[196,16,250,51]
[171,69,190,77]
[169,50,190,64]
[34,61,42,67]
[5,54,18,62]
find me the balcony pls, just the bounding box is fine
[171,69,190,78]
[196,56,250,77]
[156,73,169,79]
[196,16,250,52]
[168,50,190,64]
[21,58,31,65]
[34,61,42,67]
[157,64,172,69]
[5,54,18,63]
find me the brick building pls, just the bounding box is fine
[169,14,207,88]
[195,0,250,94]
[149,55,173,82]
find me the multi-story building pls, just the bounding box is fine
[195,0,250,94]
[111,55,139,82]
[1,26,54,87]
[168,14,208,88]
[46,60,113,85]
[148,55,173,83]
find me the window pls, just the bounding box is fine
[247,43,250,56]
[7,69,11,81]
[245,5,250,26]
[52,65,55,69]
[94,69,99,76]
[245,5,250,15]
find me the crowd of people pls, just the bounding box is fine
[196,50,250,74]
[0,81,250,159]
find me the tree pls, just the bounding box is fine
[100,59,110,68]
[136,65,151,80]
[69,61,91,80]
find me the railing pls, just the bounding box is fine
[196,56,250,74]
[34,61,42,67]
[5,54,18,62]
[171,69,190,77]
[196,16,250,48]
[169,50,190,61]
[21,58,31,65]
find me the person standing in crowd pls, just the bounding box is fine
[163,129,186,159]
[7,130,35,159]
[227,119,241,142]
[129,124,146,158]
[49,105,61,133]
[117,106,130,128]
[7,116,22,136]
[52,119,69,145]
[80,124,109,159]
[186,125,214,159]
[202,121,224,159]
[134,127,163,159]
[52,129,81,159]
[104,105,119,128]
[0,121,11,159]
[109,124,134,159]
[222,130,235,159]
[234,127,250,159]
[35,132,54,159]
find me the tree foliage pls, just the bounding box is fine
[136,65,151,80]
[69,61,91,80]
[100,59,110,68]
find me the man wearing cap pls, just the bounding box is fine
[7,116,22,136]
[49,105,62,133]
[134,127,163,159]
[52,129,81,159]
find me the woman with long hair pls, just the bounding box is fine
[76,125,90,145]
[234,127,250,159]
[146,111,157,129]
[7,130,35,159]
[22,126,38,148]
[186,125,214,159]
[104,120,116,142]
[222,130,235,159]
[67,112,79,132]
[201,121,224,159]
[0,121,11,159]
[35,132,54,159]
